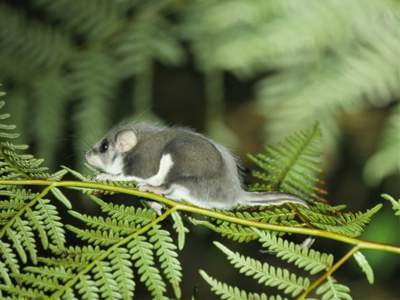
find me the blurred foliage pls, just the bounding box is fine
[1,0,400,184]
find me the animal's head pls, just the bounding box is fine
[85,129,137,174]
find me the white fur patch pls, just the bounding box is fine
[104,156,124,175]
[96,173,144,182]
[86,154,103,170]
[165,184,192,202]
[165,184,230,209]
[146,154,174,186]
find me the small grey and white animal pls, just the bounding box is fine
[85,123,307,210]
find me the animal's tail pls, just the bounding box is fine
[240,191,308,207]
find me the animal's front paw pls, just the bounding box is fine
[137,183,167,195]
[96,173,115,181]
[137,183,156,193]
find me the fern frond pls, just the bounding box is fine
[26,207,49,249]
[109,247,135,300]
[14,272,62,292]
[112,8,183,76]
[248,125,323,202]
[353,251,374,284]
[32,0,123,40]
[0,99,54,180]
[191,218,258,242]
[256,230,333,275]
[62,288,78,300]
[224,208,300,226]
[51,187,72,209]
[381,194,400,216]
[214,241,309,297]
[24,265,72,281]
[69,210,139,235]
[66,225,123,246]
[93,261,121,300]
[90,195,156,225]
[171,211,188,250]
[0,187,35,226]
[364,109,400,184]
[316,277,352,300]
[192,206,302,243]
[0,284,46,299]
[300,204,382,237]
[12,218,37,264]
[150,225,182,299]
[200,270,288,300]
[0,240,19,275]
[35,198,66,249]
[254,1,400,149]
[0,3,71,71]
[76,274,100,300]
[0,261,11,285]
[5,227,27,264]
[54,245,106,262]
[128,235,167,299]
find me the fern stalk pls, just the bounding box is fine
[0,179,400,256]
[297,245,360,300]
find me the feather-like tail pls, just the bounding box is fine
[240,191,308,207]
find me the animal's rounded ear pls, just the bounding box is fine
[115,130,137,153]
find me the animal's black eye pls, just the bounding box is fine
[99,139,109,153]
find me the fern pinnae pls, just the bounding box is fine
[76,274,100,300]
[109,247,135,300]
[25,207,49,249]
[0,261,11,285]
[0,283,47,299]
[32,0,122,41]
[12,217,37,264]
[171,211,189,250]
[315,276,352,300]
[68,210,139,235]
[14,272,62,292]
[190,218,258,243]
[54,245,106,261]
[25,265,72,280]
[200,270,289,300]
[224,208,300,226]
[249,125,323,203]
[0,240,19,275]
[300,204,382,237]
[214,241,309,297]
[35,198,66,249]
[93,260,121,300]
[255,230,333,275]
[149,225,183,299]
[128,234,167,299]
[66,225,123,246]
[63,288,79,300]
[38,254,95,271]
[90,195,156,225]
[51,187,72,209]
[382,193,400,216]
[353,251,374,284]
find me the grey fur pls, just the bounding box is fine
[86,123,307,210]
